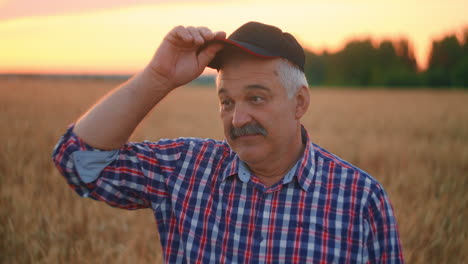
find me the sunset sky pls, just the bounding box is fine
[1,0,467,75]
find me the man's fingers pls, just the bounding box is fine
[168,26,224,47]
[197,42,224,69]
[198,26,215,41]
[171,25,193,42]
[213,31,227,40]
[186,26,205,45]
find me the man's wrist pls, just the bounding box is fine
[141,65,176,92]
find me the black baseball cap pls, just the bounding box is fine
[206,21,305,72]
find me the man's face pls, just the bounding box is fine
[217,55,300,166]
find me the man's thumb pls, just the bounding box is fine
[197,43,224,69]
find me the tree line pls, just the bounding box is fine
[304,27,468,88]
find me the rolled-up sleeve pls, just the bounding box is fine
[52,124,185,210]
[73,150,119,184]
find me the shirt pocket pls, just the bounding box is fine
[289,218,332,241]
[287,218,356,261]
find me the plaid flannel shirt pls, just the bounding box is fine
[52,125,404,263]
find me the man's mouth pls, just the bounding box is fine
[235,133,262,139]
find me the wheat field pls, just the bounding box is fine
[1,76,467,263]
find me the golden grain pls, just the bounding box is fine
[1,77,467,263]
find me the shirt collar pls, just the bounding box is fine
[222,125,316,192]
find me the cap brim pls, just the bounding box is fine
[205,37,279,70]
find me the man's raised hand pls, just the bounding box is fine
[72,26,224,150]
[147,26,226,89]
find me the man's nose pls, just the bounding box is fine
[232,104,252,128]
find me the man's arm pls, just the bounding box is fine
[73,26,225,150]
[366,184,404,263]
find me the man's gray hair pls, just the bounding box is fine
[277,59,309,98]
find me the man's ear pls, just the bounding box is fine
[294,85,310,120]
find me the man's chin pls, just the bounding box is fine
[231,144,266,163]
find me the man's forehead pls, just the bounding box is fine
[215,52,283,94]
[216,69,278,93]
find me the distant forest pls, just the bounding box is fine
[304,27,468,88]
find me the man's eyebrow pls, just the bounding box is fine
[246,84,272,93]
[217,85,272,96]
[218,88,227,96]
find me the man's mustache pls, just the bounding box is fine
[230,123,267,140]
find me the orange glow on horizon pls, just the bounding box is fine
[1,0,467,74]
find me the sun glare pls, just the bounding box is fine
[0,0,467,74]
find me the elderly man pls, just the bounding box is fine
[52,22,404,263]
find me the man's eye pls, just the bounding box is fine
[251,96,264,103]
[220,99,234,110]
